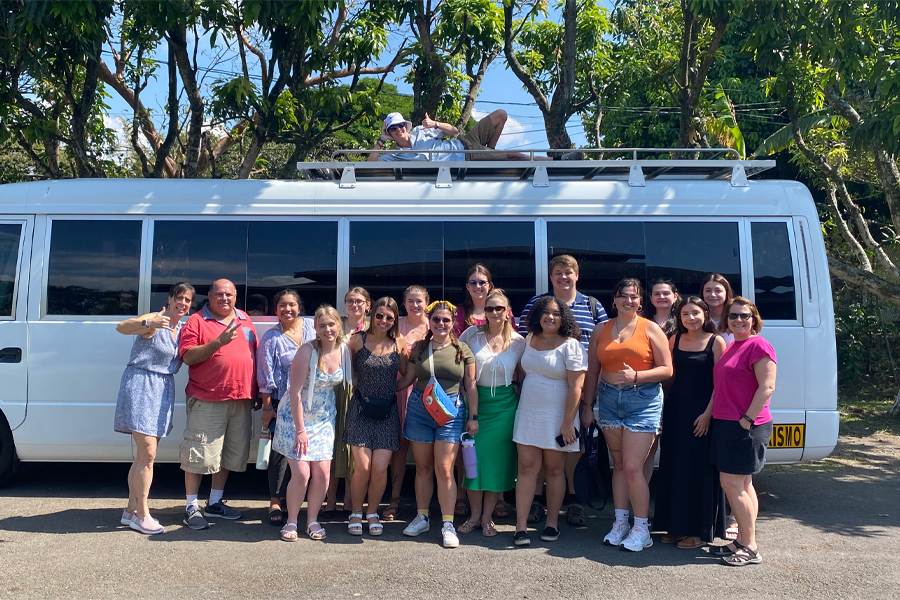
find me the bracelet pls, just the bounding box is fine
[633,371,638,384]
[741,414,755,425]
[580,403,593,408]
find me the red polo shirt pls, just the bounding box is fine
[179,304,258,401]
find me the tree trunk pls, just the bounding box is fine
[890,388,900,417]
[167,26,204,178]
[828,256,900,307]
[455,50,500,131]
[410,3,446,124]
[69,50,105,178]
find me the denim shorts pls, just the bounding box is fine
[403,387,466,444]
[594,380,663,434]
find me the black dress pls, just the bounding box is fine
[653,333,726,542]
[343,333,402,451]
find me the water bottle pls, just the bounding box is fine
[256,425,272,470]
[460,433,478,480]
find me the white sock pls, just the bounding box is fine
[208,489,224,506]
[634,516,649,529]
[186,494,199,510]
[615,509,629,523]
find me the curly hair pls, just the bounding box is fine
[413,300,466,364]
[526,296,581,341]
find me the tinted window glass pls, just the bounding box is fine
[752,222,797,320]
[247,221,338,316]
[47,220,141,315]
[0,223,22,317]
[548,221,742,309]
[151,221,247,311]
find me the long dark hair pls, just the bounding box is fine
[674,296,717,335]
[273,289,305,316]
[370,296,401,339]
[414,301,466,364]
[526,296,581,340]
[643,278,678,337]
[463,264,493,326]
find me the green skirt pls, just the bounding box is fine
[462,384,518,492]
[331,381,353,478]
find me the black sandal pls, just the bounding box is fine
[527,501,545,525]
[722,545,762,566]
[268,507,284,527]
[711,541,745,557]
[566,504,586,527]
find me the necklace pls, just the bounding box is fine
[432,339,449,350]
[612,317,636,340]
[488,331,504,351]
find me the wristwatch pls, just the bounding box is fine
[469,414,478,421]
[141,319,148,327]
[741,414,754,425]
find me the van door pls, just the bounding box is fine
[0,218,32,431]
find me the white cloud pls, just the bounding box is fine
[103,115,129,160]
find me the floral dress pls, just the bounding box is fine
[273,367,344,462]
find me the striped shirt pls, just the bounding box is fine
[517,291,609,350]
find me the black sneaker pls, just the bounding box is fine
[513,530,531,546]
[183,505,209,530]
[204,500,241,520]
[540,526,560,542]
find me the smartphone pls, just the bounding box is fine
[556,428,581,448]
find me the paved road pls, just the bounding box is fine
[1,432,898,600]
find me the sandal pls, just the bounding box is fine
[677,536,705,549]
[347,512,363,536]
[458,519,482,534]
[268,506,285,527]
[725,520,739,541]
[306,522,326,540]
[366,513,383,536]
[382,497,401,521]
[482,521,498,537]
[566,504,586,527]
[711,541,745,557]
[722,545,762,566]
[661,534,685,544]
[492,501,509,519]
[527,501,545,525]
[279,522,298,542]
[454,498,469,518]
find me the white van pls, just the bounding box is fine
[0,152,838,483]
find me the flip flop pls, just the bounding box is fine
[268,507,285,527]
[382,498,401,521]
[725,522,739,541]
[454,498,470,518]
[661,534,685,544]
[492,501,509,519]
[677,536,706,549]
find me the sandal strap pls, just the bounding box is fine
[349,512,363,519]
[366,513,380,519]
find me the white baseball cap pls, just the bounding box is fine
[382,112,412,134]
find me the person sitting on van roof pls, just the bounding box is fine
[369,110,583,162]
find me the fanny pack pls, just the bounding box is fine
[421,343,458,427]
[357,389,394,420]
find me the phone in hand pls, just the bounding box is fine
[556,428,581,448]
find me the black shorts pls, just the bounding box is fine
[711,418,773,476]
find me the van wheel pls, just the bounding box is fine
[0,413,16,487]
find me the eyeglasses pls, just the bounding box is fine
[374,313,395,322]
[431,316,452,324]
[387,123,406,133]
[484,306,507,314]
[345,299,366,306]
[467,279,489,287]
[727,312,753,321]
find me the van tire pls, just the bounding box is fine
[0,412,16,487]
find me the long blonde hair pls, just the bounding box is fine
[313,304,344,369]
[477,288,513,351]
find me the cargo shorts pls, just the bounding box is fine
[458,116,507,161]
[179,397,252,475]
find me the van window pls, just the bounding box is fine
[0,223,22,317]
[548,221,742,300]
[46,220,142,316]
[349,221,536,312]
[751,222,797,320]
[151,220,338,314]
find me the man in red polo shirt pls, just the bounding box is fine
[178,279,258,530]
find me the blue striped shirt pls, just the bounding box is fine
[517,291,609,350]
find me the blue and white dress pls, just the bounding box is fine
[113,326,182,438]
[273,367,344,462]
[256,321,316,406]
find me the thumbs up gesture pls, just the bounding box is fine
[148,306,172,330]
[422,112,437,129]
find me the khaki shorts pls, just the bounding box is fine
[180,398,252,475]
[458,116,507,161]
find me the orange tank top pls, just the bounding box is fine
[596,317,655,372]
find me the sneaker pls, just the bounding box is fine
[183,505,209,530]
[555,151,584,160]
[513,530,531,546]
[129,513,164,535]
[204,500,241,520]
[402,513,430,537]
[603,520,631,546]
[540,526,559,542]
[441,522,460,548]
[120,509,133,526]
[622,525,654,552]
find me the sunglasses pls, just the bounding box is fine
[387,123,406,133]
[431,316,452,324]
[467,279,489,287]
[727,312,753,321]
[374,313,395,322]
[484,306,507,314]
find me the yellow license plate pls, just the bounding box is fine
[768,424,805,448]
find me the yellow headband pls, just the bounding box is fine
[426,300,457,314]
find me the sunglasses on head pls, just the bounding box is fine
[727,312,753,321]
[387,123,406,133]
[484,306,507,314]
[431,316,452,324]
[374,313,395,322]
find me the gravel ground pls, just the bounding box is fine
[1,431,897,600]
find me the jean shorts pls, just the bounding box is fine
[594,380,663,434]
[403,387,466,444]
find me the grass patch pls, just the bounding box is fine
[838,380,900,437]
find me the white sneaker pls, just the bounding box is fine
[129,513,164,535]
[120,509,133,526]
[403,513,430,537]
[441,522,460,548]
[603,520,631,546]
[622,525,653,552]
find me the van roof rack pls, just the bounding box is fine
[296,148,775,189]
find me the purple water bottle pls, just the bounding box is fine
[460,433,478,479]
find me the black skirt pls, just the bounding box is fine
[711,419,773,476]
